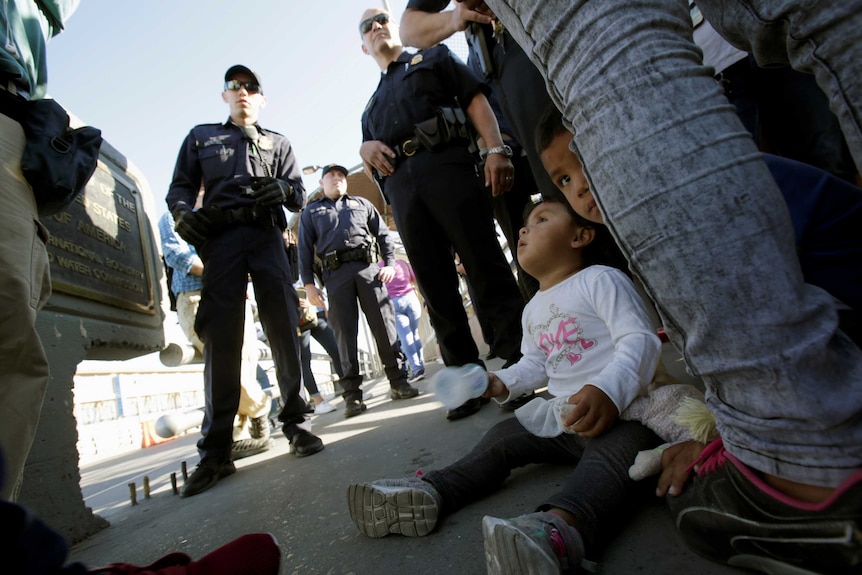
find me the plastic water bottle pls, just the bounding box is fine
[432,364,488,409]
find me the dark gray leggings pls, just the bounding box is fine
[423,417,659,551]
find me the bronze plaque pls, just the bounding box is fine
[41,160,157,314]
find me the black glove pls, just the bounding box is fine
[249,177,293,207]
[173,209,211,246]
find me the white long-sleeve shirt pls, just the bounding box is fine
[494,266,661,434]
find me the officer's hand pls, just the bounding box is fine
[456,0,494,17]
[562,385,619,438]
[451,1,494,30]
[304,283,325,309]
[249,177,294,207]
[174,209,210,246]
[360,140,397,178]
[484,153,514,197]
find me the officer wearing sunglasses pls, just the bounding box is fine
[166,64,324,498]
[358,8,525,422]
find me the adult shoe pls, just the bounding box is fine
[314,399,336,414]
[345,399,367,418]
[283,423,324,457]
[407,369,425,384]
[180,457,235,498]
[230,437,273,461]
[446,397,487,421]
[498,391,536,411]
[249,415,271,440]
[390,383,420,400]
[667,438,862,575]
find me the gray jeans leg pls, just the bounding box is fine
[484,0,862,486]
[698,0,862,170]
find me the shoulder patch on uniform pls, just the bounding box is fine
[200,134,231,148]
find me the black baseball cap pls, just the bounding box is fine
[224,65,262,88]
[321,164,349,177]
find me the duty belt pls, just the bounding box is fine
[393,137,422,160]
[321,245,373,271]
[202,205,286,231]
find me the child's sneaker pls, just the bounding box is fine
[347,476,442,538]
[482,512,585,575]
[667,438,862,574]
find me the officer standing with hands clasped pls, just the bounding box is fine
[359,8,525,421]
[299,163,419,418]
[166,65,323,498]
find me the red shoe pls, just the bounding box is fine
[88,533,280,574]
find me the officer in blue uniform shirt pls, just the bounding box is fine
[358,8,525,421]
[166,64,323,498]
[298,163,420,418]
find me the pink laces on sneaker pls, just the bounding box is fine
[548,527,568,561]
[688,437,726,476]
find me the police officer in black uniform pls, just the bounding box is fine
[400,0,556,198]
[400,0,557,300]
[166,65,323,498]
[298,163,419,418]
[359,8,525,420]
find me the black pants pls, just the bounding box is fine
[489,151,539,300]
[385,146,524,366]
[324,262,408,401]
[423,418,660,553]
[300,312,343,397]
[195,225,305,460]
[491,33,558,200]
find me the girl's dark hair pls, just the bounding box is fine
[523,193,631,276]
[535,103,568,155]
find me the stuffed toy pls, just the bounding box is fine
[509,360,718,481]
[553,383,717,480]
[624,387,718,480]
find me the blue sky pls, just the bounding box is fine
[45,0,468,218]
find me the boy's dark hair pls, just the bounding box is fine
[535,103,568,155]
[523,193,630,275]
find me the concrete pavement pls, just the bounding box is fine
[70,358,745,575]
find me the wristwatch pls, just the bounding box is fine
[484,144,514,158]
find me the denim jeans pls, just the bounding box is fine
[391,292,424,374]
[423,418,659,551]
[485,0,862,487]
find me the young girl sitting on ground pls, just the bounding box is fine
[347,195,669,574]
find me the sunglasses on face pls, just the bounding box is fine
[359,13,389,35]
[224,80,261,94]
